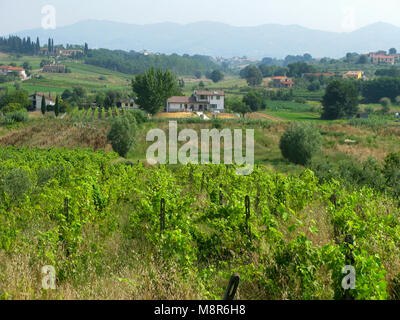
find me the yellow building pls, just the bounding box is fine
[343,71,363,80]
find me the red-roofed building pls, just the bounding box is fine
[0,65,27,80]
[368,52,396,65]
[271,77,295,88]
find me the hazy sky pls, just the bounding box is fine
[1,0,400,35]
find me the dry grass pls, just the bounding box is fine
[246,112,284,122]
[154,112,198,119]
[0,120,112,151]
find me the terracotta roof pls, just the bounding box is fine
[168,95,211,104]
[167,96,190,104]
[0,65,25,72]
[282,80,295,85]
[194,90,225,96]
[30,92,55,101]
[373,55,394,59]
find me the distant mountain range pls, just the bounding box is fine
[11,20,400,59]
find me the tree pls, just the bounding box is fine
[41,95,46,115]
[362,77,400,103]
[107,117,136,157]
[61,89,73,101]
[103,90,121,109]
[357,55,368,64]
[321,80,359,120]
[132,67,180,115]
[84,43,89,56]
[199,81,205,89]
[0,89,31,110]
[279,122,322,165]
[194,71,202,79]
[228,100,251,116]
[389,48,397,55]
[380,97,391,114]
[287,62,315,77]
[95,92,106,106]
[54,96,60,117]
[209,70,224,83]
[242,91,266,112]
[244,66,263,86]
[307,80,321,92]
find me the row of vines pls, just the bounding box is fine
[68,107,126,121]
[0,146,399,299]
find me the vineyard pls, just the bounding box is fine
[67,107,127,121]
[0,146,399,300]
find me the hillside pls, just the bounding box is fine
[13,20,400,58]
[0,53,132,96]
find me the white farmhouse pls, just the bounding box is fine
[0,65,27,80]
[28,93,55,111]
[167,90,225,113]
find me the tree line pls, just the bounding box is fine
[85,48,220,76]
[0,36,41,55]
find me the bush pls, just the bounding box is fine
[396,96,400,106]
[295,97,307,104]
[3,110,29,124]
[1,103,24,113]
[107,117,136,157]
[2,168,32,201]
[380,97,391,114]
[279,122,322,165]
[130,109,148,124]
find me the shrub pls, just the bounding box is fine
[295,97,307,104]
[130,109,148,124]
[2,168,32,201]
[3,110,29,124]
[279,122,322,165]
[107,117,136,157]
[380,97,391,114]
[1,103,24,113]
[395,96,400,106]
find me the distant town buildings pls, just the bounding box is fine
[167,90,225,112]
[0,65,27,80]
[368,51,400,65]
[39,48,84,57]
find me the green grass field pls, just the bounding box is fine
[0,53,133,96]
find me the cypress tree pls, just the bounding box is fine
[41,95,46,115]
[54,96,59,117]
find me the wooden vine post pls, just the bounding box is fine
[64,197,70,258]
[223,274,240,300]
[160,198,166,234]
[219,184,223,206]
[344,234,355,300]
[245,196,251,240]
